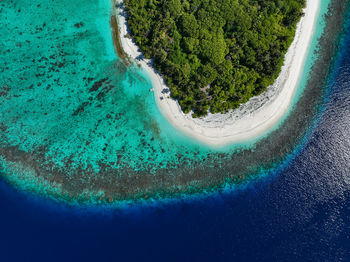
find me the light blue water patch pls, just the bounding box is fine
[95,0,117,61]
[293,0,332,101]
[0,0,216,175]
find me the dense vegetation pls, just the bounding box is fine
[124,0,305,117]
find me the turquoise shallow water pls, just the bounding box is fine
[0,2,348,260]
[0,0,213,172]
[0,0,335,203]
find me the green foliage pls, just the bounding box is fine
[124,0,305,117]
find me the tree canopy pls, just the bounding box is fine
[124,0,305,117]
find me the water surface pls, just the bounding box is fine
[0,0,345,204]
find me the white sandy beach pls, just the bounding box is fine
[116,0,320,147]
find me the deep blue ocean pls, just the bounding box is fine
[1,3,350,262]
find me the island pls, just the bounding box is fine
[0,0,345,204]
[122,0,305,117]
[116,0,320,146]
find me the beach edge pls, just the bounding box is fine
[115,0,320,147]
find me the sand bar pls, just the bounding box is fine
[116,0,320,147]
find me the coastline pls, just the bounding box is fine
[116,0,320,147]
[110,14,128,63]
[110,4,131,64]
[1,0,345,204]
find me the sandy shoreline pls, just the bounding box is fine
[116,0,320,147]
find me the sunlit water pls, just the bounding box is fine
[0,0,338,203]
[0,0,349,261]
